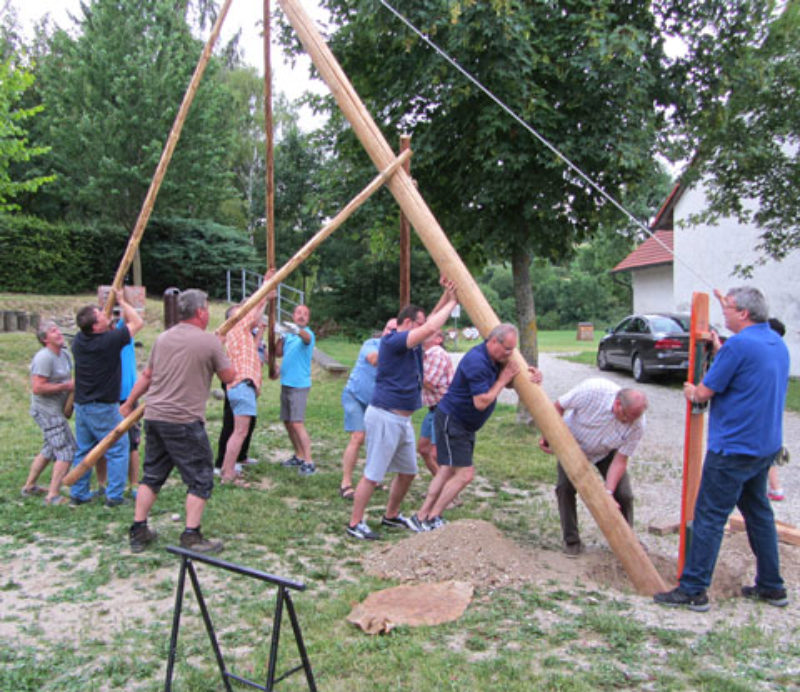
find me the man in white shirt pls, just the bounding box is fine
[539,378,647,556]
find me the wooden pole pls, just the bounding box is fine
[278,0,667,595]
[398,134,411,307]
[62,151,412,485]
[102,0,235,316]
[264,0,278,379]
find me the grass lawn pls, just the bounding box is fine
[1,294,797,690]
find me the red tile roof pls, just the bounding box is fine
[612,230,673,273]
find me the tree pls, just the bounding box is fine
[284,1,669,364]
[0,46,54,211]
[658,0,800,268]
[25,0,239,280]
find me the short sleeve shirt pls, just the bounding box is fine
[557,378,645,463]
[438,341,500,432]
[30,347,72,416]
[280,328,315,388]
[421,345,454,408]
[344,337,380,404]
[371,330,424,412]
[117,318,137,401]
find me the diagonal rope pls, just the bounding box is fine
[377,0,713,289]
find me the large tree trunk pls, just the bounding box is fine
[511,245,538,425]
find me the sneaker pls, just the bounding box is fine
[654,587,710,612]
[69,495,94,507]
[180,528,223,554]
[43,495,67,506]
[281,455,302,467]
[104,496,131,508]
[129,524,158,553]
[381,513,416,530]
[563,541,584,557]
[741,585,788,607]
[298,461,316,476]
[407,514,430,533]
[767,489,785,501]
[346,521,380,540]
[428,515,447,530]
[242,457,259,465]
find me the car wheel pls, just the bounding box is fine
[632,354,648,382]
[597,348,611,371]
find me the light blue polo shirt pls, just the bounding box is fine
[280,328,315,388]
[344,337,380,404]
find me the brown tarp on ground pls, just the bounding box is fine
[346,580,474,635]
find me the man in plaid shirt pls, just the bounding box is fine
[539,377,647,556]
[418,330,454,476]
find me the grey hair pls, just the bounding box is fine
[488,323,518,344]
[177,289,208,321]
[727,287,768,323]
[617,388,648,413]
[36,319,58,345]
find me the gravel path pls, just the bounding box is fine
[493,351,800,529]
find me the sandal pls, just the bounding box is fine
[339,485,355,500]
[21,485,47,497]
[220,476,251,488]
[44,495,67,506]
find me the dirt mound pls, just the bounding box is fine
[365,519,800,599]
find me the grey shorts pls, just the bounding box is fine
[280,386,309,422]
[363,405,418,483]
[141,419,214,499]
[31,409,77,462]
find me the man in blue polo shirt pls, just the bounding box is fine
[655,286,790,611]
[411,323,542,530]
[346,278,458,540]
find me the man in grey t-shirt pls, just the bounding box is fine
[22,321,76,506]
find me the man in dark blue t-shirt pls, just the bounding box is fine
[346,278,458,540]
[411,323,542,530]
[70,290,142,507]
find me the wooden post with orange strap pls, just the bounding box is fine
[677,291,713,578]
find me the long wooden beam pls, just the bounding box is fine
[102,0,235,315]
[278,0,666,595]
[63,151,412,485]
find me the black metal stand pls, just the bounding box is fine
[164,546,317,691]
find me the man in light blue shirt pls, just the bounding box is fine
[338,318,396,499]
[277,304,316,475]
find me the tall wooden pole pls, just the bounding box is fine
[278,0,666,596]
[398,134,411,307]
[264,0,278,379]
[102,0,235,317]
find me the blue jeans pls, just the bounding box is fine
[680,450,783,594]
[71,402,130,502]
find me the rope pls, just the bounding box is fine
[377,0,713,290]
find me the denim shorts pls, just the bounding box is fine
[341,388,368,432]
[434,408,475,468]
[419,409,437,443]
[227,380,258,417]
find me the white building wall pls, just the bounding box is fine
[673,184,800,376]
[631,265,673,313]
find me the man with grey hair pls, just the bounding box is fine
[22,321,76,505]
[411,323,542,530]
[122,289,235,554]
[539,378,648,556]
[655,286,789,611]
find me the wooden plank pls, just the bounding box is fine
[727,515,800,547]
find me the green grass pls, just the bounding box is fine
[0,295,797,690]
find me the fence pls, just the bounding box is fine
[225,268,304,325]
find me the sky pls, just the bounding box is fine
[12,0,329,130]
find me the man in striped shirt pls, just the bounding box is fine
[539,378,647,556]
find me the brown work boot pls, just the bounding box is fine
[180,528,223,554]
[129,523,158,553]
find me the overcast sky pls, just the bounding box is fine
[13,0,328,129]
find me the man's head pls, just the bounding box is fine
[177,289,209,328]
[382,318,398,336]
[613,388,648,424]
[486,323,518,364]
[423,330,445,351]
[293,304,311,327]
[37,320,64,350]
[76,305,110,335]
[397,304,425,332]
[723,287,768,332]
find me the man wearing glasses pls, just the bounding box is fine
[655,286,789,611]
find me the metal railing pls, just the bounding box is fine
[225,268,304,324]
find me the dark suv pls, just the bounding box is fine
[596,313,690,382]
